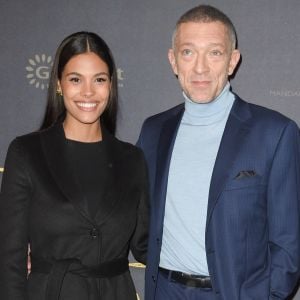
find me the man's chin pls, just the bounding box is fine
[189,96,214,104]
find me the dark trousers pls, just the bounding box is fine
[155,270,215,300]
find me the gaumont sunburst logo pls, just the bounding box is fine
[25,54,53,90]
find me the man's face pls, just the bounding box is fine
[169,21,240,103]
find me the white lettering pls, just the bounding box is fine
[270,90,300,97]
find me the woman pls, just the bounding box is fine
[0,32,149,299]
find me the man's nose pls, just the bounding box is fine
[194,54,209,74]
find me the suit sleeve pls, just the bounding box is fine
[0,138,32,299]
[267,121,300,299]
[129,149,150,265]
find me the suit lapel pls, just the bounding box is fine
[206,97,251,229]
[154,106,184,234]
[40,123,92,222]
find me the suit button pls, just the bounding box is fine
[90,228,98,239]
[156,238,160,244]
[152,275,156,282]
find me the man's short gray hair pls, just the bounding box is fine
[172,5,237,50]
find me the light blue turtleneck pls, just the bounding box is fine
[159,83,235,275]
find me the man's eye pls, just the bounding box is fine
[210,50,222,56]
[182,49,193,56]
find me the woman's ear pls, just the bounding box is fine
[56,81,63,96]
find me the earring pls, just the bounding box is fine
[56,89,63,96]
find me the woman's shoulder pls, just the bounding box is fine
[111,135,141,153]
[9,124,60,155]
[9,130,40,150]
[106,134,144,160]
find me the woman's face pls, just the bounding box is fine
[58,52,111,131]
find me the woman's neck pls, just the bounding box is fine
[63,120,102,143]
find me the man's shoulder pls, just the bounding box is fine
[234,95,296,127]
[142,103,184,127]
[137,103,184,148]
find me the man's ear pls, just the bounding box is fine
[168,48,178,75]
[228,49,240,76]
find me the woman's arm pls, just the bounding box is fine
[130,150,150,265]
[0,138,32,299]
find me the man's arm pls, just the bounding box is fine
[267,121,300,299]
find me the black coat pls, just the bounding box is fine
[0,123,149,300]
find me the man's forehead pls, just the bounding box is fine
[176,21,231,46]
[178,21,229,35]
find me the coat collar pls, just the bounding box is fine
[154,105,184,234]
[154,97,252,233]
[206,95,252,228]
[39,122,123,225]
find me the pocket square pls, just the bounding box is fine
[235,170,257,179]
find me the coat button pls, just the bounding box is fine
[90,228,98,239]
[152,275,156,282]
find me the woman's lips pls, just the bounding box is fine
[75,101,98,111]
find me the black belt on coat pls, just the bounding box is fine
[31,255,129,300]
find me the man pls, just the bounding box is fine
[137,5,300,300]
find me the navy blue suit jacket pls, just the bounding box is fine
[137,96,300,299]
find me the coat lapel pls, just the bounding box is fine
[40,124,125,225]
[40,123,91,221]
[206,97,251,229]
[154,106,184,234]
[93,130,124,226]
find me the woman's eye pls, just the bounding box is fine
[95,77,107,83]
[69,77,80,83]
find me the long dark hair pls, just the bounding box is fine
[40,31,118,134]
